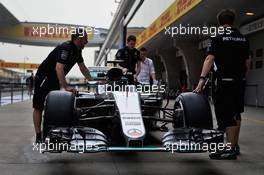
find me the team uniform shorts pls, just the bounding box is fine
[214,79,246,130]
[32,76,60,111]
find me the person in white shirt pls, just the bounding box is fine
[137,47,157,85]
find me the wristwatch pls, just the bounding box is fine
[199,76,206,81]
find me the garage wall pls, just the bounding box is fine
[245,30,264,107]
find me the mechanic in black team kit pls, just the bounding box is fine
[33,29,92,143]
[115,35,141,83]
[194,9,250,160]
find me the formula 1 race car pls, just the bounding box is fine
[40,66,224,154]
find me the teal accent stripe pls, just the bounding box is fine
[107,147,167,151]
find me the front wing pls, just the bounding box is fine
[39,127,223,154]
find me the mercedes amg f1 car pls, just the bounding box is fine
[40,67,224,154]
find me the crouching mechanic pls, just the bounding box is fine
[194,9,250,159]
[137,47,158,85]
[33,29,92,143]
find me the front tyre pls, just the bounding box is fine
[42,90,75,141]
[173,92,213,129]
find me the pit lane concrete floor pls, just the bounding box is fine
[0,100,263,175]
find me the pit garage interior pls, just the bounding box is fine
[95,0,264,107]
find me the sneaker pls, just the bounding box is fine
[209,148,237,160]
[234,144,240,155]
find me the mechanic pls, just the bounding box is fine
[194,9,250,160]
[137,47,157,85]
[33,28,92,143]
[115,35,141,83]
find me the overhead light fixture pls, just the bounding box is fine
[246,12,255,16]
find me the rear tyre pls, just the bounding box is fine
[42,90,75,141]
[173,92,213,129]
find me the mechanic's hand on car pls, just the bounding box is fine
[122,68,128,74]
[153,80,159,85]
[193,79,205,93]
[97,80,106,84]
[133,74,138,82]
[63,86,77,94]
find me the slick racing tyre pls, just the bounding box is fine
[174,92,213,129]
[42,90,75,141]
